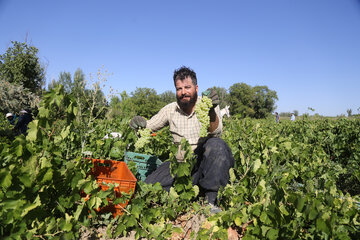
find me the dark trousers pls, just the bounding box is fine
[144,138,235,204]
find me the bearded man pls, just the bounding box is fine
[130,66,234,213]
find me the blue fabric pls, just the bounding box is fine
[7,114,17,125]
[14,113,33,135]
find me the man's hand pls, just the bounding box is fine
[130,116,147,129]
[202,88,219,108]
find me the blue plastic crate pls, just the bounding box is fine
[124,151,163,181]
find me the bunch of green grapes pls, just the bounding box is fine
[195,96,213,137]
[134,128,152,151]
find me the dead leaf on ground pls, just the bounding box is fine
[227,227,239,240]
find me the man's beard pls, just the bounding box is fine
[177,91,198,110]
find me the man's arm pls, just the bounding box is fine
[208,105,222,136]
[146,103,173,131]
[208,108,219,133]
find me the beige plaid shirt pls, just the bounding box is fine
[146,97,222,150]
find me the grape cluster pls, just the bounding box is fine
[134,128,152,151]
[195,96,213,137]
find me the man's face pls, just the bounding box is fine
[175,76,198,110]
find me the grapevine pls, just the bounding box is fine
[195,96,213,137]
[134,128,152,151]
[1,85,360,239]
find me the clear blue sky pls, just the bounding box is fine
[1,0,359,116]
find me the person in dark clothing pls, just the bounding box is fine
[275,112,280,123]
[144,138,234,206]
[14,110,33,136]
[130,66,235,213]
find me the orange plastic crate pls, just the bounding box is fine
[87,159,137,217]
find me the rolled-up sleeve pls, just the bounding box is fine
[146,103,173,131]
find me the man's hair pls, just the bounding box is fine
[173,66,197,86]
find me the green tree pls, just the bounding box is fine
[48,71,73,93]
[110,95,121,107]
[47,68,87,119]
[73,69,108,119]
[71,68,86,119]
[84,82,108,118]
[0,79,40,114]
[159,90,176,106]
[72,68,86,97]
[47,79,58,90]
[228,83,254,118]
[252,85,278,119]
[47,68,108,120]
[108,95,121,118]
[0,41,45,94]
[211,86,229,109]
[347,109,352,117]
[131,87,162,119]
[107,91,136,119]
[280,112,291,117]
[228,83,278,119]
[59,72,73,93]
